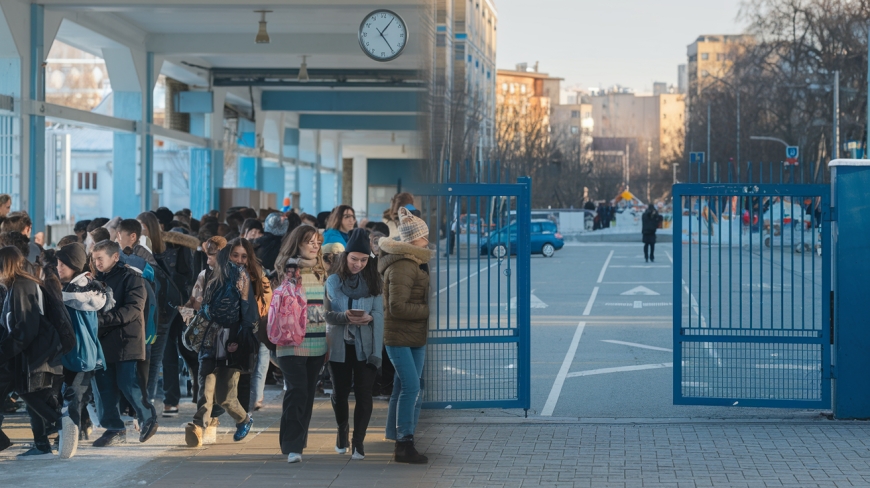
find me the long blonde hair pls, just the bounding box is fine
[274,225,326,282]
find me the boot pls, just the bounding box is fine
[335,423,349,454]
[394,437,428,464]
[185,422,203,448]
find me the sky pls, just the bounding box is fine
[494,0,747,93]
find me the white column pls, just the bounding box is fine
[352,155,367,219]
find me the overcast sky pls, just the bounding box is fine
[494,0,747,93]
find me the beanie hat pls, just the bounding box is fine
[264,212,289,235]
[397,207,428,243]
[283,197,291,206]
[154,207,174,228]
[345,228,372,256]
[56,242,87,273]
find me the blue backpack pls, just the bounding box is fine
[61,306,104,372]
[202,278,241,326]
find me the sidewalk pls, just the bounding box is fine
[2,387,870,487]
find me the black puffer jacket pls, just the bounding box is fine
[0,278,63,393]
[253,232,283,272]
[97,264,148,363]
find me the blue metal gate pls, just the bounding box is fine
[673,164,831,408]
[409,171,531,412]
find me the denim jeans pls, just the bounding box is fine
[384,345,425,441]
[249,342,271,411]
[94,361,154,431]
[146,323,172,402]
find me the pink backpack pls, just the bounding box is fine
[268,278,308,346]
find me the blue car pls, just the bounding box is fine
[479,220,565,258]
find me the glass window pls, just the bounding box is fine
[571,110,580,118]
[154,171,164,191]
[701,53,709,60]
[570,126,579,134]
[531,223,541,233]
[542,222,557,234]
[75,172,98,192]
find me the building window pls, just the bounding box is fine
[701,53,709,60]
[154,172,164,191]
[520,84,526,94]
[75,172,98,192]
[570,126,579,134]
[571,110,580,118]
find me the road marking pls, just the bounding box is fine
[601,340,673,352]
[434,261,499,297]
[541,321,586,416]
[633,300,642,308]
[596,250,614,283]
[665,250,673,264]
[565,363,673,378]
[582,287,599,316]
[510,290,548,309]
[601,281,672,284]
[621,286,660,296]
[604,302,672,308]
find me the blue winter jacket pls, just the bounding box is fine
[61,273,112,372]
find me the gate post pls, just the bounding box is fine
[830,159,870,419]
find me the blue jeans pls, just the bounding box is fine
[249,342,271,411]
[385,345,425,441]
[146,324,171,402]
[94,361,154,431]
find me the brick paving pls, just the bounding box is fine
[1,387,870,487]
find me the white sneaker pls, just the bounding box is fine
[335,446,347,454]
[352,448,365,460]
[57,417,79,459]
[287,452,302,463]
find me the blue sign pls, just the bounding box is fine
[689,152,706,164]
[786,146,799,159]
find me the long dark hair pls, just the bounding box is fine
[137,212,165,254]
[0,246,40,288]
[326,205,355,231]
[235,237,265,301]
[330,251,382,296]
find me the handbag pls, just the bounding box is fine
[182,312,210,353]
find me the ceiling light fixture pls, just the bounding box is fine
[298,55,310,82]
[254,10,272,44]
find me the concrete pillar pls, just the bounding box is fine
[112,91,141,217]
[831,159,870,419]
[28,4,45,229]
[314,130,322,213]
[352,155,367,219]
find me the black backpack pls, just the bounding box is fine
[38,284,76,357]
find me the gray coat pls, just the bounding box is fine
[324,274,384,369]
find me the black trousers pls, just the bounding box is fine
[644,242,656,261]
[328,344,377,447]
[162,315,186,407]
[0,369,63,449]
[275,354,324,454]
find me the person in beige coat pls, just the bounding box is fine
[378,207,431,464]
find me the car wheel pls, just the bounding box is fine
[492,244,508,259]
[542,243,556,257]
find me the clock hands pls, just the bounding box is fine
[376,19,396,54]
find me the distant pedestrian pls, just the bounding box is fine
[642,205,663,263]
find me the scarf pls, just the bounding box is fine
[339,273,370,300]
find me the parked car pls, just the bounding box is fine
[479,219,565,258]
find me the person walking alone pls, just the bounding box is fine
[324,228,383,460]
[642,204,663,263]
[378,207,431,464]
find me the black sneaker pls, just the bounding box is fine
[17,447,54,460]
[93,429,126,447]
[162,406,179,418]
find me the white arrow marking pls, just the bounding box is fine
[510,289,548,309]
[601,340,673,352]
[621,285,660,296]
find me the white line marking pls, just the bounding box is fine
[434,262,499,296]
[566,363,673,378]
[582,287,599,316]
[609,265,670,268]
[665,250,673,264]
[601,282,672,284]
[633,300,643,308]
[596,250,614,283]
[541,321,586,416]
[601,340,673,352]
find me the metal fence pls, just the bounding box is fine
[673,161,831,408]
[409,161,531,412]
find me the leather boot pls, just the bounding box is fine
[394,437,428,464]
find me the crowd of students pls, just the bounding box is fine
[0,191,432,465]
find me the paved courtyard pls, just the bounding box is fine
[2,386,870,487]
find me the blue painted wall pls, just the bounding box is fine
[298,166,314,214]
[0,58,20,97]
[262,91,418,113]
[260,166,285,203]
[367,159,422,220]
[113,91,141,217]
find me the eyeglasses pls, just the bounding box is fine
[306,239,320,247]
[342,214,355,220]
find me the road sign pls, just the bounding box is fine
[785,146,799,165]
[689,152,705,164]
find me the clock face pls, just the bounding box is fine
[359,10,407,62]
